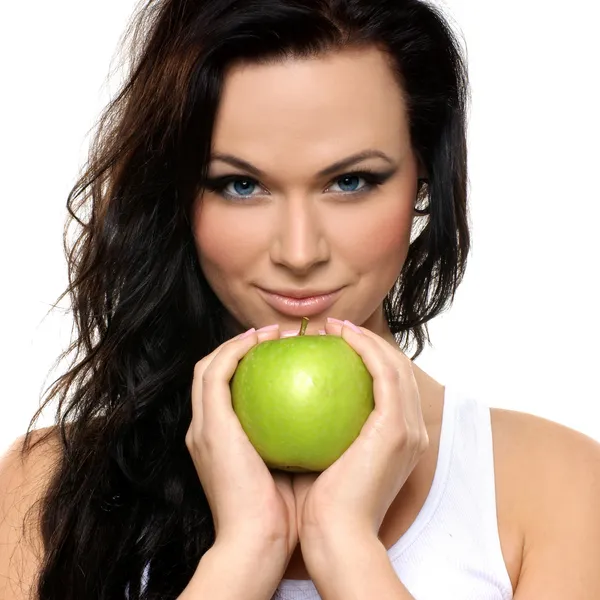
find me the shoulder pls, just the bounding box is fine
[0,427,61,600]
[0,426,61,501]
[490,406,600,493]
[491,408,600,597]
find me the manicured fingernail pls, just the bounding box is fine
[318,329,326,335]
[343,320,362,334]
[326,317,344,325]
[239,328,256,339]
[256,324,279,332]
[281,330,298,338]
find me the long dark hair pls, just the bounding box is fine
[23,0,470,598]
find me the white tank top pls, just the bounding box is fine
[272,386,514,600]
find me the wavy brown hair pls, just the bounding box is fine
[22,0,470,598]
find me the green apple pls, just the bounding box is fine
[231,318,374,472]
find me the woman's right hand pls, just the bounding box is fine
[185,325,297,568]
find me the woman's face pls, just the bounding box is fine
[192,46,423,336]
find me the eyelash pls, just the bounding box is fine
[203,168,394,202]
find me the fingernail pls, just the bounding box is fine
[280,330,298,338]
[326,317,344,325]
[256,324,279,332]
[239,328,256,339]
[318,329,326,335]
[343,320,362,334]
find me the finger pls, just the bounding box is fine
[324,320,399,418]
[188,323,281,445]
[189,329,257,433]
[356,328,422,424]
[256,323,281,342]
[189,346,230,442]
[191,329,254,397]
[357,326,412,372]
[281,329,300,338]
[191,323,281,400]
[324,318,343,336]
[341,325,400,422]
[201,326,295,431]
[345,326,427,455]
[326,320,421,424]
[325,320,418,400]
[338,325,422,440]
[199,331,259,427]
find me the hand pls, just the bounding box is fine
[293,320,430,548]
[185,325,297,566]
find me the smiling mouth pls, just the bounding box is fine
[257,288,343,318]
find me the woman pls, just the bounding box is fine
[1,0,599,598]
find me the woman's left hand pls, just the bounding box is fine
[292,319,430,549]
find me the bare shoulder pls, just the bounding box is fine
[491,408,600,598]
[491,406,600,496]
[0,427,62,600]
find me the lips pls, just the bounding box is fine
[257,287,342,318]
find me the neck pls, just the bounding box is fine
[361,303,399,347]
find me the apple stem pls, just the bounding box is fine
[299,317,309,336]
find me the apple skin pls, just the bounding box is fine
[231,334,374,473]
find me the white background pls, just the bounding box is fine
[0,0,598,457]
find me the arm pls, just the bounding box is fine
[304,531,415,600]
[0,429,58,600]
[177,538,288,600]
[497,410,600,599]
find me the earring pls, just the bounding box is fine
[414,178,430,215]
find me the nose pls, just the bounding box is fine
[269,195,329,274]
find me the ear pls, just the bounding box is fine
[415,178,430,216]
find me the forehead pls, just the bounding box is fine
[211,46,411,164]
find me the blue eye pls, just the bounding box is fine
[204,176,264,200]
[330,175,366,193]
[227,179,257,197]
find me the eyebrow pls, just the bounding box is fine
[209,149,396,179]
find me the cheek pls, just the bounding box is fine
[333,200,413,272]
[193,202,265,278]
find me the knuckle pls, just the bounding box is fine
[201,368,218,387]
[193,359,207,380]
[390,424,409,450]
[396,350,411,366]
[185,426,198,452]
[184,428,194,449]
[419,429,430,453]
[381,362,400,381]
[409,429,422,450]
[388,420,424,453]
[186,426,211,456]
[201,431,217,453]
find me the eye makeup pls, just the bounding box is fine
[204,166,398,202]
